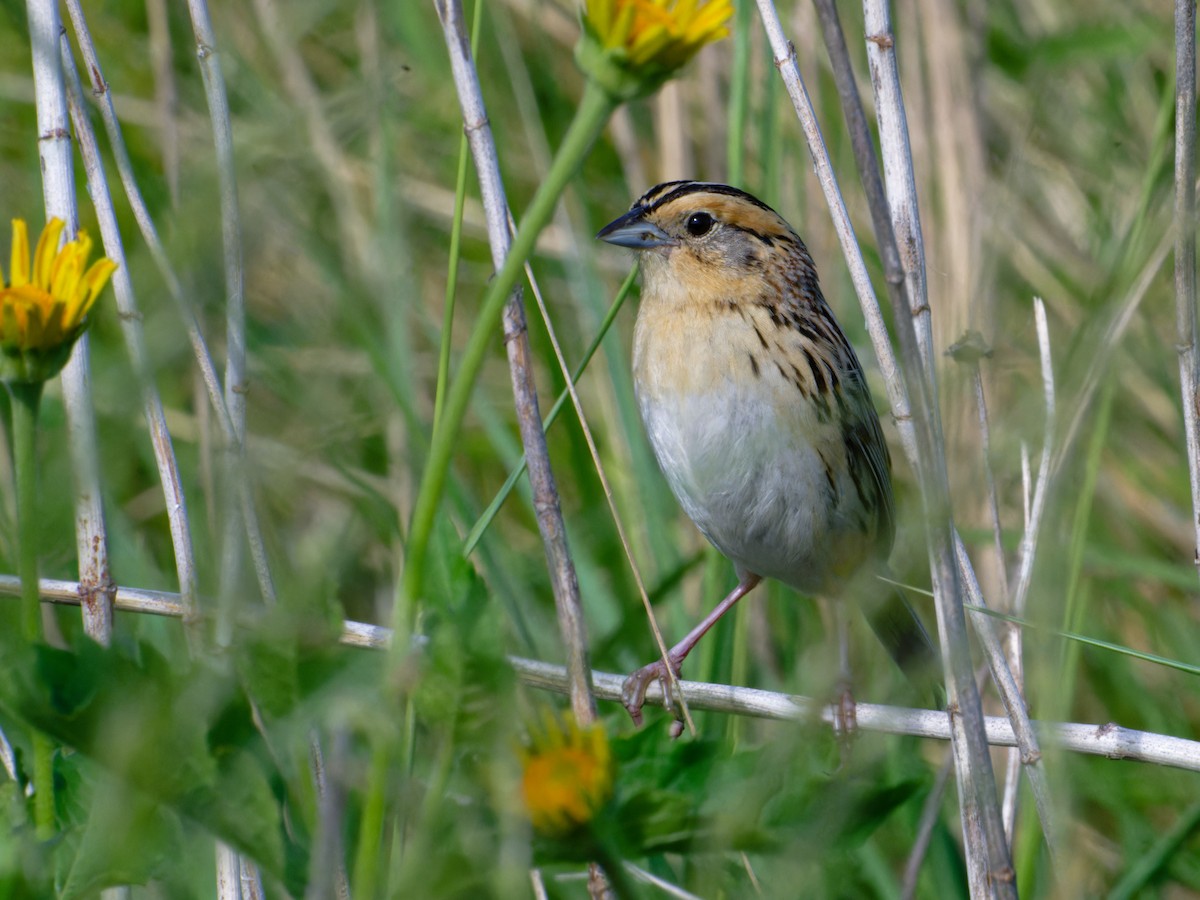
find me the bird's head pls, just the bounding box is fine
[596,181,807,290]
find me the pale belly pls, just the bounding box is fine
[634,325,879,594]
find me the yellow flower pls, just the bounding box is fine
[0,218,116,383]
[520,709,614,836]
[577,0,732,100]
[586,0,732,68]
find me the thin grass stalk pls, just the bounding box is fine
[183,4,255,555]
[351,737,391,899]
[61,31,199,653]
[862,2,1016,890]
[463,267,638,556]
[820,0,1023,695]
[861,5,934,378]
[1175,0,1200,581]
[947,333,1010,609]
[398,67,615,634]
[26,0,73,216]
[0,727,17,782]
[899,657,990,894]
[64,5,229,436]
[809,0,910,346]
[489,7,595,318]
[956,535,1058,861]
[756,1,1013,892]
[1021,445,1031,529]
[184,0,261,638]
[752,2,916,463]
[973,363,1010,603]
[998,300,1055,845]
[11,576,1200,771]
[239,858,265,900]
[1057,227,1173,471]
[516,660,1200,772]
[25,0,95,842]
[518,247,694,735]
[433,0,595,725]
[901,752,955,900]
[1108,799,1200,900]
[1009,300,1055,630]
[490,0,698,733]
[622,863,703,900]
[182,0,263,888]
[964,362,1012,854]
[26,0,117,645]
[434,135,472,433]
[215,843,241,900]
[145,0,179,207]
[65,4,277,611]
[999,708,1021,849]
[727,0,753,184]
[184,0,245,441]
[307,731,351,900]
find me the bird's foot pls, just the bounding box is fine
[621,655,685,731]
[831,680,858,769]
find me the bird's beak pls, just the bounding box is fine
[596,209,677,249]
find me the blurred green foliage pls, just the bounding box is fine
[0,0,1197,896]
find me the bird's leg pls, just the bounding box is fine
[621,573,763,727]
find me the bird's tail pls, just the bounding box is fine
[865,582,945,707]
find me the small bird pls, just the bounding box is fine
[597,181,939,726]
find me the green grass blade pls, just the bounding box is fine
[461,265,638,556]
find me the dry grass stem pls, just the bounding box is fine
[900,752,955,900]
[64,2,278,613]
[26,0,117,643]
[61,30,197,651]
[1175,0,1200,580]
[518,245,695,734]
[434,0,595,726]
[756,0,1014,886]
[8,576,1199,773]
[956,534,1059,860]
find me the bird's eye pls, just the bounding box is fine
[685,212,715,237]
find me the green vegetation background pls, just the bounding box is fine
[0,0,1196,896]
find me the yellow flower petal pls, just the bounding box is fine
[32,218,65,290]
[75,259,117,323]
[50,245,83,304]
[629,25,671,66]
[9,220,29,287]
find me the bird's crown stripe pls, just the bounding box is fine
[634,181,778,217]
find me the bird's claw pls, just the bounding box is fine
[831,681,858,769]
[621,657,684,732]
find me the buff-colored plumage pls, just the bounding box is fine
[598,181,934,725]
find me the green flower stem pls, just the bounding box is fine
[397,78,617,625]
[8,379,55,840]
[351,738,391,899]
[33,733,54,839]
[10,379,44,643]
[362,76,615,898]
